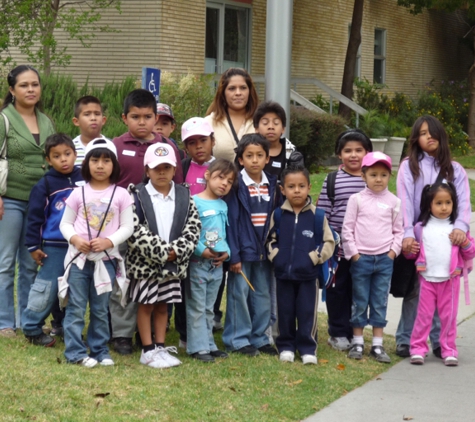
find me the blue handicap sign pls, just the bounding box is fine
[142,67,161,102]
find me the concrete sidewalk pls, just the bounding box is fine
[306,210,475,422]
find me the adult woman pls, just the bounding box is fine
[205,68,259,162]
[0,65,55,337]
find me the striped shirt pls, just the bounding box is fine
[317,168,366,235]
[241,169,270,240]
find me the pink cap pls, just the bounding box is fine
[181,117,213,142]
[144,143,177,168]
[362,151,392,171]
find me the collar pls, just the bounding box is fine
[145,180,176,201]
[241,168,269,186]
[191,156,215,166]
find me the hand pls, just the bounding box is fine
[402,237,415,254]
[70,235,91,254]
[201,248,218,259]
[0,196,3,220]
[212,252,229,268]
[387,250,396,260]
[409,241,420,255]
[167,248,177,262]
[351,254,361,262]
[449,229,466,246]
[230,262,242,273]
[30,249,47,266]
[90,237,113,253]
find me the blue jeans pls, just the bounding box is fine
[395,271,441,348]
[223,260,272,351]
[63,260,115,363]
[186,258,222,355]
[0,198,38,329]
[350,253,393,328]
[21,245,67,336]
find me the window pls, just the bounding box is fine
[205,2,251,73]
[373,29,386,84]
[348,24,361,79]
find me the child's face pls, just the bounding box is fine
[122,106,158,141]
[418,121,439,157]
[431,189,453,219]
[338,140,367,176]
[72,103,106,141]
[154,115,176,139]
[256,112,285,144]
[184,135,215,165]
[361,163,390,193]
[205,170,235,198]
[280,172,311,210]
[146,163,176,193]
[46,144,77,175]
[238,144,269,179]
[89,154,113,183]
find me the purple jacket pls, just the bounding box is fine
[397,153,471,239]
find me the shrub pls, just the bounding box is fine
[290,106,347,172]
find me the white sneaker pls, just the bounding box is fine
[156,346,182,367]
[302,354,318,365]
[99,358,115,366]
[78,357,97,368]
[140,349,170,369]
[327,337,351,351]
[279,351,295,362]
[178,339,187,349]
[444,356,458,367]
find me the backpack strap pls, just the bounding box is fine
[326,170,338,207]
[313,208,325,249]
[0,113,9,159]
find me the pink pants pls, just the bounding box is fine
[410,275,460,358]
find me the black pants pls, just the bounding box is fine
[326,258,353,339]
[276,278,318,355]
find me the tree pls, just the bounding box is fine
[338,0,364,121]
[0,0,121,75]
[397,0,475,147]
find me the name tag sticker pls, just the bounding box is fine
[262,194,271,202]
[272,161,282,168]
[101,198,111,204]
[203,210,216,216]
[75,181,86,187]
[122,150,136,156]
[377,202,389,209]
[197,178,206,184]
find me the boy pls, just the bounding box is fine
[223,133,281,356]
[110,89,184,355]
[21,134,83,346]
[253,101,300,178]
[342,152,403,363]
[317,129,372,352]
[155,103,185,160]
[267,165,335,364]
[72,96,107,165]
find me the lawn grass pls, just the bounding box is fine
[0,317,400,422]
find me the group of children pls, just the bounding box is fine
[18,85,472,369]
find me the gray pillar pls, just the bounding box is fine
[265,0,293,137]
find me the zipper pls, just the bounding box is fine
[287,213,298,277]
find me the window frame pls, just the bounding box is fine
[373,28,386,84]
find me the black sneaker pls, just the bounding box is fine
[50,327,64,337]
[112,337,133,355]
[396,344,410,358]
[258,344,278,356]
[191,352,215,363]
[433,346,442,359]
[233,345,260,357]
[26,333,56,347]
[347,343,364,360]
[210,349,228,359]
[370,345,391,363]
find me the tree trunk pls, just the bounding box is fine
[338,0,364,122]
[468,30,475,148]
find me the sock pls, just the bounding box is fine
[155,342,165,349]
[372,337,383,347]
[143,344,154,353]
[352,335,364,345]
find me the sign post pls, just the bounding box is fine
[141,67,161,103]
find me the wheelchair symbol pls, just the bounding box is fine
[149,74,156,93]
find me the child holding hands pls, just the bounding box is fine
[342,152,403,363]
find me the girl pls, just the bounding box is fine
[59,138,134,367]
[186,159,237,362]
[127,143,200,369]
[395,115,471,359]
[408,182,475,366]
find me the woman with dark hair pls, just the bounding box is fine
[205,68,259,162]
[0,65,55,337]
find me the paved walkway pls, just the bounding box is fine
[305,198,475,420]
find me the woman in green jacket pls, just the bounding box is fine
[0,65,55,337]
